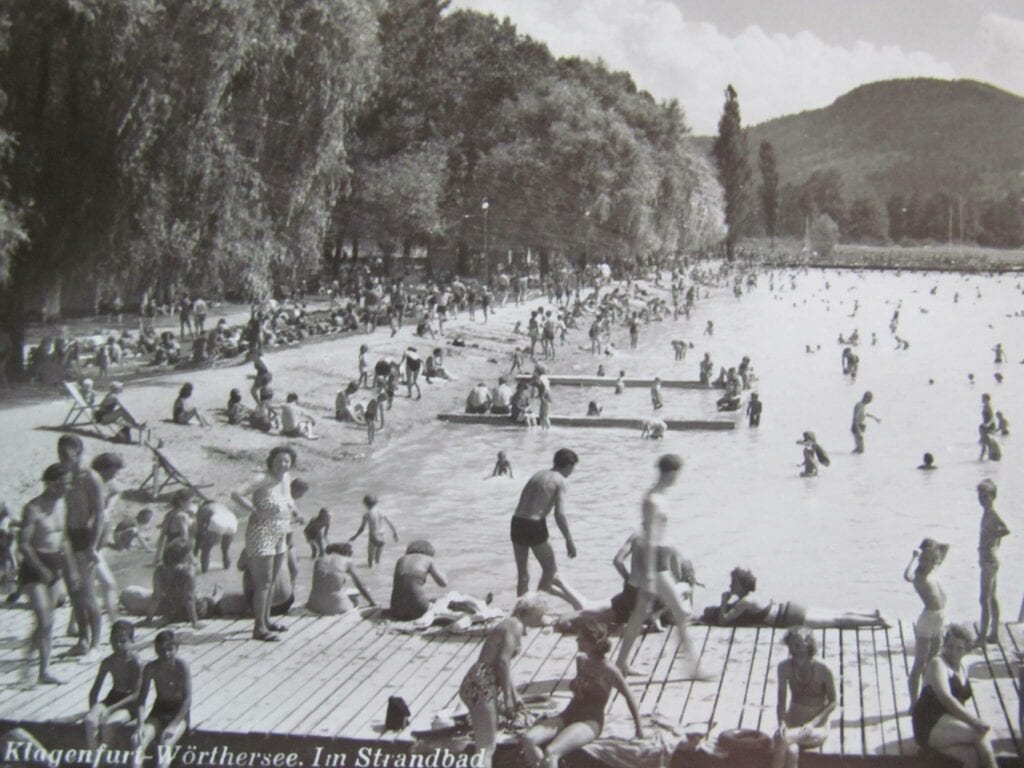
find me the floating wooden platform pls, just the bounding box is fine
[1,605,1020,765]
[437,413,736,431]
[516,375,723,390]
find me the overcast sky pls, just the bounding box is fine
[449,0,1024,134]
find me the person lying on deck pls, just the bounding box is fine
[704,567,887,629]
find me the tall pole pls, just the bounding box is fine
[482,199,489,280]
[584,209,591,268]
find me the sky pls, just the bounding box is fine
[449,0,1024,134]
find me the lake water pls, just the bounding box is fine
[316,267,1024,624]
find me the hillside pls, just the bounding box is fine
[694,78,1024,200]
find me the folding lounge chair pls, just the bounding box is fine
[61,382,120,440]
[137,443,211,501]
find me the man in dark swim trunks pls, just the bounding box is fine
[510,449,585,610]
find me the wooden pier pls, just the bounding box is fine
[436,413,736,431]
[0,605,1020,766]
[515,375,722,390]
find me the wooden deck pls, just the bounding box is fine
[0,606,1020,765]
[436,413,736,431]
[515,375,723,390]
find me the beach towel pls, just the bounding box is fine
[389,591,505,634]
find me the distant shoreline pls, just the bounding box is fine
[744,242,1024,273]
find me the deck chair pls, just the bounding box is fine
[137,443,212,501]
[61,381,120,440]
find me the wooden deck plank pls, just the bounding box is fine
[700,627,740,739]
[247,615,382,735]
[973,636,1021,756]
[351,632,480,740]
[648,623,709,720]
[192,614,327,729]
[267,620,401,734]
[289,629,417,737]
[688,630,737,741]
[219,611,370,733]
[734,626,766,730]
[753,626,778,734]
[857,628,889,756]
[708,626,761,741]
[670,624,719,733]
[836,627,866,755]
[816,627,843,756]
[875,626,909,757]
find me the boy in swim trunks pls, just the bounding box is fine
[350,495,398,567]
[85,620,141,749]
[132,630,190,768]
[977,479,1009,644]
[491,452,513,479]
[510,449,585,610]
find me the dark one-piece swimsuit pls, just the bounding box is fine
[912,670,972,748]
[560,657,612,735]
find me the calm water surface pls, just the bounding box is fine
[315,268,1024,622]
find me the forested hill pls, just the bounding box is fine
[701,78,1024,199]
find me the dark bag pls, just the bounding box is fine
[385,696,411,730]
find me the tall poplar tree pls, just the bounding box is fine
[758,140,779,246]
[711,85,750,259]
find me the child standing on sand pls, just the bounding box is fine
[358,345,370,388]
[350,495,398,567]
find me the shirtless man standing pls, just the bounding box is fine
[510,449,584,609]
[851,391,880,454]
[58,435,105,659]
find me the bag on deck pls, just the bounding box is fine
[385,696,411,730]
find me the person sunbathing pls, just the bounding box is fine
[389,540,447,621]
[226,389,252,426]
[280,393,318,439]
[172,383,209,427]
[707,567,886,629]
[95,382,146,436]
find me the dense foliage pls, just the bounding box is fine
[0,0,725,336]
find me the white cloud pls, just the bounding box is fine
[450,0,960,133]
[975,13,1024,96]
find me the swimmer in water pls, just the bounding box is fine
[492,451,513,479]
[797,432,829,477]
[917,453,937,470]
[586,401,602,417]
[614,371,626,395]
[746,393,762,427]
[640,418,666,440]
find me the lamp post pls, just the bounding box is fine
[481,199,489,279]
[584,209,591,268]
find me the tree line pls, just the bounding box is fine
[0,0,725,344]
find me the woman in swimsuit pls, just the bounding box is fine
[904,539,948,705]
[911,623,996,768]
[459,603,538,768]
[521,620,642,768]
[716,568,886,629]
[231,446,298,641]
[772,627,837,768]
[389,540,447,621]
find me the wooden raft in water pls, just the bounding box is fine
[515,374,723,389]
[437,413,735,430]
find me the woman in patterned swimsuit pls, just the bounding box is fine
[458,603,535,768]
[231,446,298,641]
[521,620,642,768]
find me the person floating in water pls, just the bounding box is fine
[746,393,762,427]
[704,320,714,336]
[993,343,1005,363]
[797,432,829,477]
[851,391,880,453]
[586,401,602,417]
[640,418,666,440]
[917,453,937,470]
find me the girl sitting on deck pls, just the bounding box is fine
[771,626,837,768]
[707,568,887,629]
[520,620,643,768]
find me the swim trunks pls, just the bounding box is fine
[148,700,188,730]
[66,528,92,552]
[610,584,638,625]
[18,550,65,588]
[775,602,807,628]
[510,516,549,547]
[103,688,135,710]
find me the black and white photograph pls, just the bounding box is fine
[0,1,1022,766]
